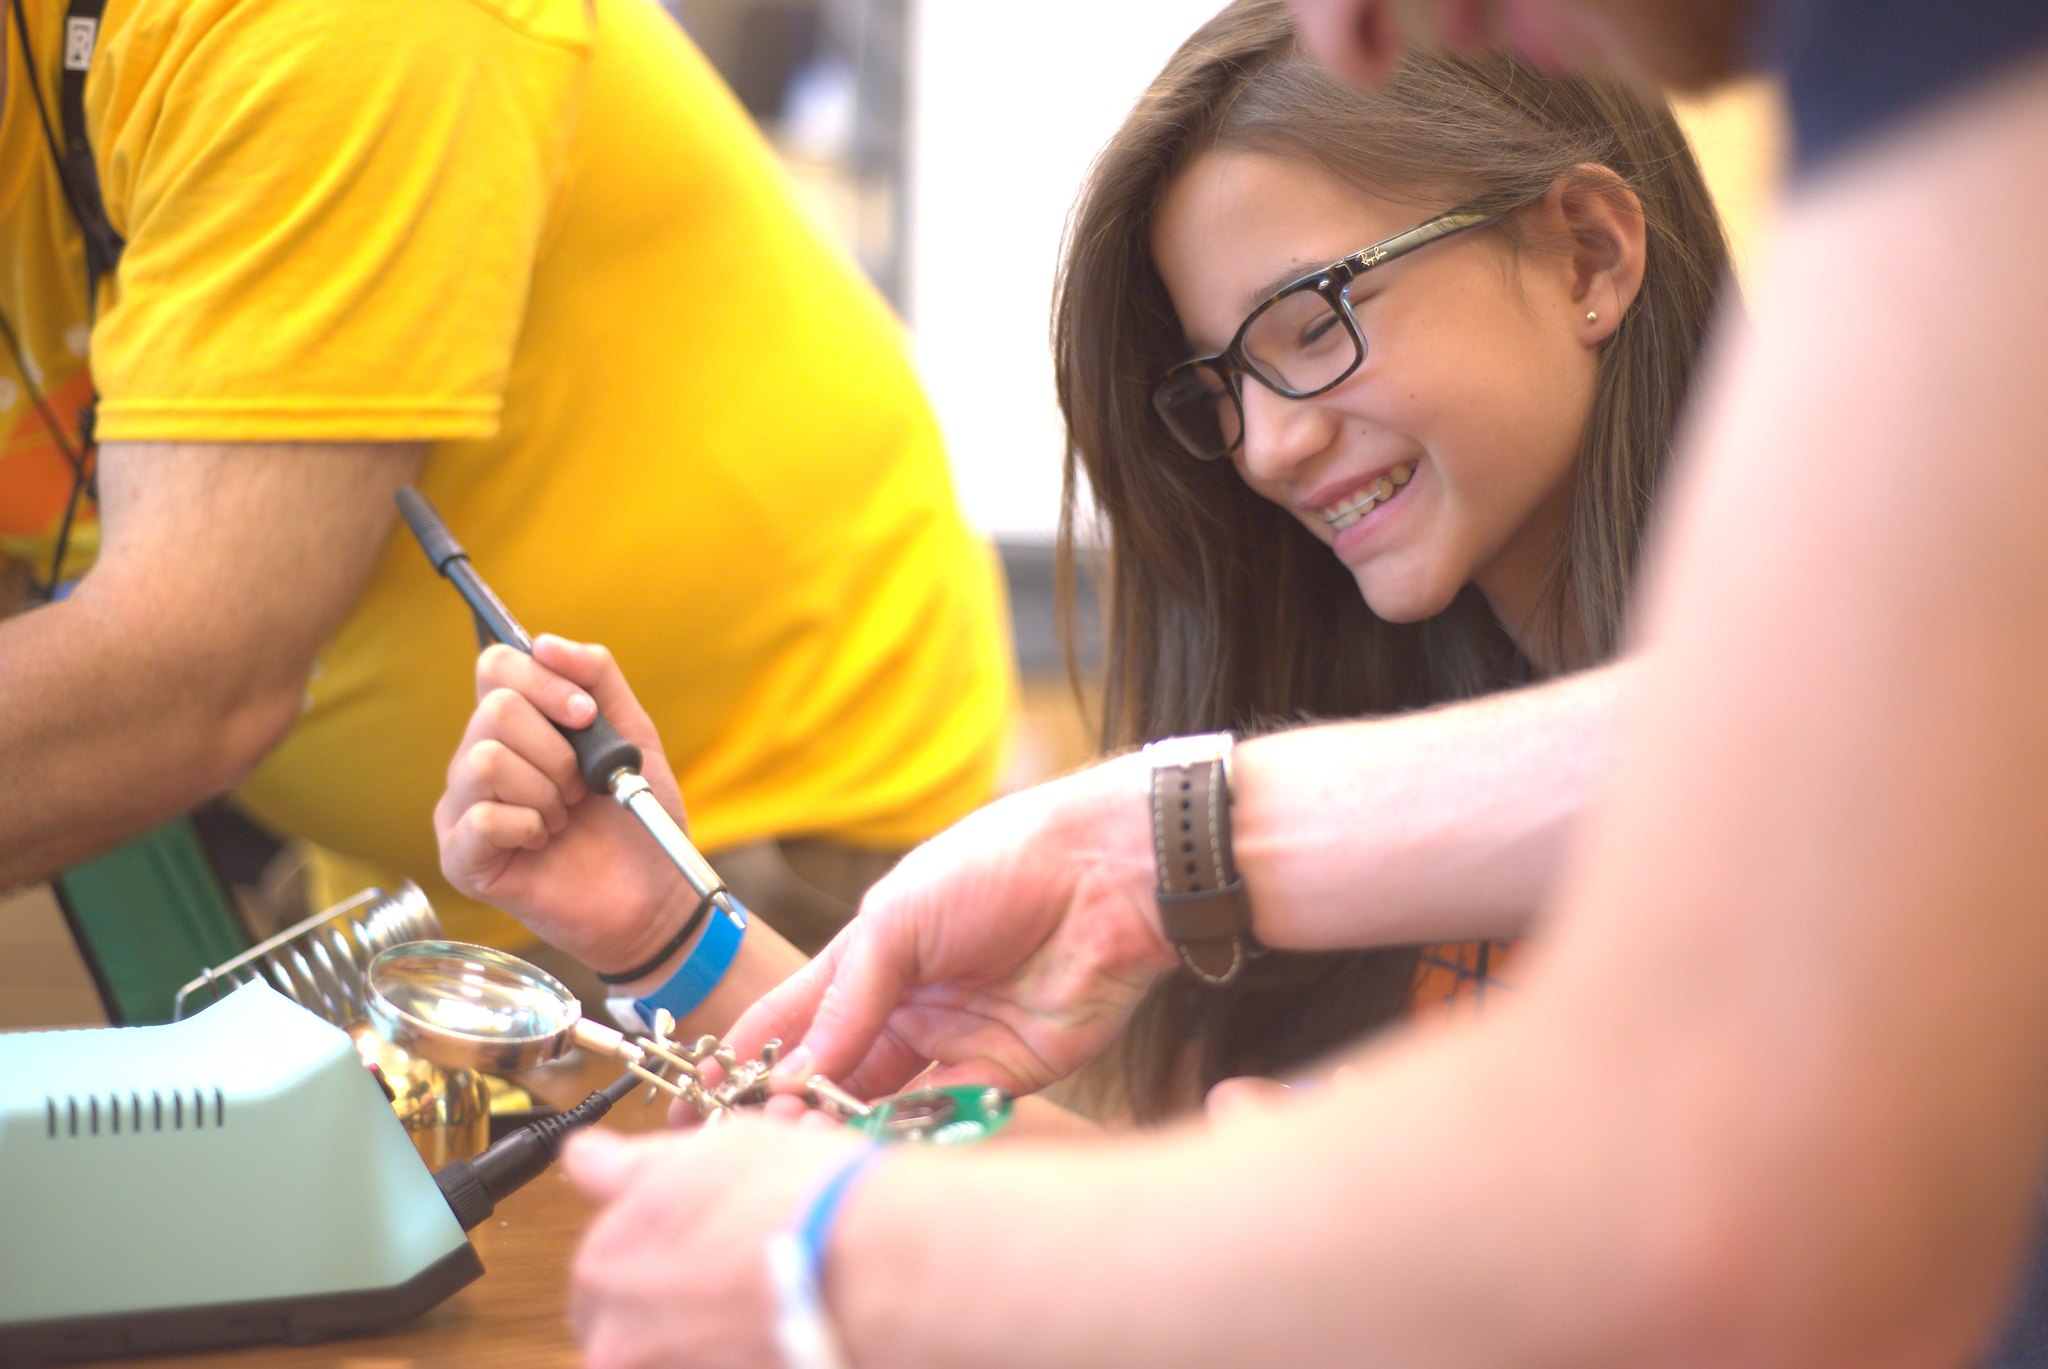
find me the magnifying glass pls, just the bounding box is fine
[366,940,697,1098]
[366,941,1014,1141]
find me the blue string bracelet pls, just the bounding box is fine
[767,1142,885,1369]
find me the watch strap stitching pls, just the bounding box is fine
[1146,738,1251,985]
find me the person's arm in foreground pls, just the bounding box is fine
[569,55,2048,1368]
[733,657,1626,1094]
[0,440,422,888]
[435,637,806,1034]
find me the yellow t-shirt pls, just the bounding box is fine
[0,0,1014,940]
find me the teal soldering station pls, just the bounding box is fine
[0,981,484,1360]
[0,937,1014,1363]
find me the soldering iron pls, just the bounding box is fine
[394,487,745,941]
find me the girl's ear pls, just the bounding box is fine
[1550,163,1649,344]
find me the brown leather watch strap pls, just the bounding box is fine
[1148,741,1254,984]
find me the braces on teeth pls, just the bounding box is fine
[1324,463,1414,529]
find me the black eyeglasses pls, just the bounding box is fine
[1151,205,1504,461]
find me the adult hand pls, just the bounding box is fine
[565,1116,860,1369]
[724,755,1181,1099]
[433,634,696,975]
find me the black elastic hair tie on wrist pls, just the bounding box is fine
[594,893,716,985]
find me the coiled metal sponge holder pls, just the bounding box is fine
[170,883,490,1167]
[171,882,441,1025]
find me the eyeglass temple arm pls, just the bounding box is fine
[1349,208,1505,274]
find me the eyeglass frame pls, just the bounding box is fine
[1151,204,1508,461]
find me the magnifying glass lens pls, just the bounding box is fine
[368,941,581,1068]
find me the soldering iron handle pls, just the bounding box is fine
[396,486,645,791]
[563,716,644,795]
[395,486,465,574]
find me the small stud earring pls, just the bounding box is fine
[1585,310,1599,323]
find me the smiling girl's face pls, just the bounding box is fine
[1151,148,1611,656]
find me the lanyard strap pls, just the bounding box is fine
[58,0,123,302]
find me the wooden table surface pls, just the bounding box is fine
[73,1054,668,1369]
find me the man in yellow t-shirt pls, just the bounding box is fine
[0,0,1015,1015]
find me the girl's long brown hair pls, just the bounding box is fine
[1052,0,1732,1120]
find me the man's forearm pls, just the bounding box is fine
[0,596,303,886]
[0,440,423,891]
[836,1013,1663,1369]
[0,535,251,885]
[1230,660,1628,950]
[1034,656,1626,959]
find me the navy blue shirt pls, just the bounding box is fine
[1769,0,2048,172]
[1753,2,2048,1362]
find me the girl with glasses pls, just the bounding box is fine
[1055,0,1733,1120]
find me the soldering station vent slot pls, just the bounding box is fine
[42,1087,226,1140]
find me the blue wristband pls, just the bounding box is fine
[767,1143,884,1369]
[604,895,749,1034]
